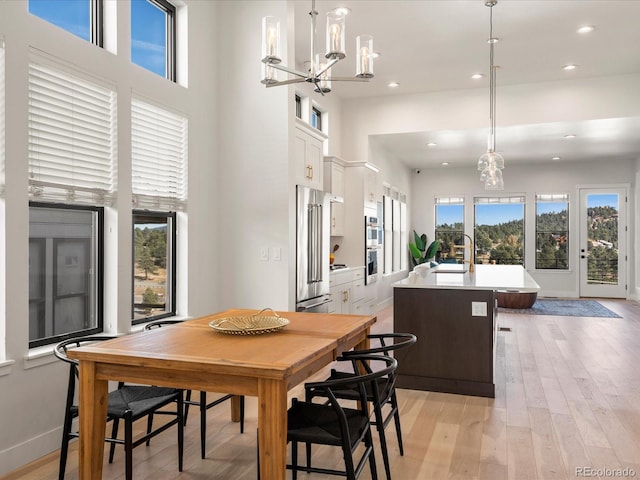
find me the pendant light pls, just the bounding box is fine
[477,0,504,190]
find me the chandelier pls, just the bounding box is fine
[261,0,374,94]
[477,0,504,190]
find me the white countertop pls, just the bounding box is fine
[394,264,540,292]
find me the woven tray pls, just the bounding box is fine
[209,308,289,335]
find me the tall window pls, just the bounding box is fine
[383,186,407,274]
[435,196,464,262]
[131,0,176,81]
[29,0,103,46]
[133,211,176,322]
[29,204,103,348]
[27,58,115,347]
[131,97,187,322]
[0,39,4,196]
[474,196,525,265]
[535,194,569,269]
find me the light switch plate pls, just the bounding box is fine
[471,301,487,317]
[260,247,269,261]
[272,247,281,261]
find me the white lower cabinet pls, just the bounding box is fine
[329,267,376,315]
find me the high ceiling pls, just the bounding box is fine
[292,0,640,169]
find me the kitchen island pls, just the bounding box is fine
[393,264,539,397]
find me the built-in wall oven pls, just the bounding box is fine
[365,216,379,284]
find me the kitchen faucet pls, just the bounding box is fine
[449,234,475,273]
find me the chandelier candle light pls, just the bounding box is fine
[477,0,505,190]
[261,0,374,94]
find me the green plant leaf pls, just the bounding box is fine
[413,230,426,251]
[426,240,441,260]
[408,243,423,260]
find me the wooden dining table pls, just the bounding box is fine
[67,309,376,480]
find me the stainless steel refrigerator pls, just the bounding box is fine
[296,185,331,312]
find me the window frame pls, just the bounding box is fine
[474,195,526,266]
[535,193,569,270]
[28,0,104,47]
[28,202,104,348]
[131,209,177,325]
[435,196,465,262]
[131,0,177,82]
[311,106,322,131]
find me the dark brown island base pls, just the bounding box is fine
[393,264,540,398]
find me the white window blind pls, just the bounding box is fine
[474,195,525,204]
[536,193,569,203]
[131,98,187,211]
[435,196,465,205]
[28,60,116,205]
[0,39,5,197]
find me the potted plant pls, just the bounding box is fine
[408,230,441,268]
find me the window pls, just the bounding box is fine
[295,94,302,119]
[474,196,525,265]
[536,193,569,269]
[28,0,103,46]
[311,106,322,131]
[382,186,407,274]
[131,0,176,81]
[29,203,103,348]
[27,58,114,347]
[28,58,117,205]
[133,211,176,323]
[131,98,186,322]
[435,196,465,262]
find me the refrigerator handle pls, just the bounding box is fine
[307,203,323,283]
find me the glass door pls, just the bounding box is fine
[579,187,627,298]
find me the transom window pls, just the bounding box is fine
[131,0,176,81]
[311,106,322,131]
[28,0,103,46]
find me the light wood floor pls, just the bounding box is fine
[4,299,640,480]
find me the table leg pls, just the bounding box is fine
[230,395,242,422]
[257,378,287,480]
[77,360,108,480]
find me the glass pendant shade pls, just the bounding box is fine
[326,11,346,59]
[262,16,281,64]
[261,63,277,85]
[314,55,332,93]
[356,35,374,78]
[484,167,504,190]
[478,150,504,171]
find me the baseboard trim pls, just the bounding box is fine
[0,426,62,477]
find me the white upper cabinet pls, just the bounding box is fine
[324,156,346,236]
[295,122,325,190]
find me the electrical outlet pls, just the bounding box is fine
[260,247,269,261]
[471,301,487,317]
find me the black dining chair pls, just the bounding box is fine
[287,354,398,480]
[308,333,416,480]
[144,318,245,459]
[54,336,184,480]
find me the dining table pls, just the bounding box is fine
[67,308,376,480]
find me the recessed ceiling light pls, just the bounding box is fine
[371,52,381,59]
[577,25,595,34]
[388,82,400,88]
[552,156,561,161]
[332,7,351,16]
[563,64,579,71]
[441,162,449,166]
[564,134,576,139]
[487,37,499,44]
[426,142,437,147]
[471,73,484,80]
